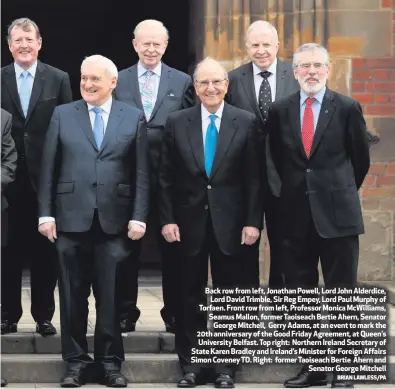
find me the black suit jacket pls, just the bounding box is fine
[158,103,262,256]
[37,99,150,234]
[114,62,194,188]
[268,89,370,239]
[1,61,73,190]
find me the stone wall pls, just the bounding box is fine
[202,0,395,281]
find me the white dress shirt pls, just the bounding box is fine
[253,57,277,103]
[14,61,37,94]
[201,101,224,148]
[38,96,146,230]
[137,61,162,107]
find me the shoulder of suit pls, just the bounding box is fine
[228,62,251,79]
[114,100,143,116]
[1,108,12,121]
[329,90,358,107]
[38,62,69,78]
[163,64,191,79]
[225,103,256,121]
[168,105,196,121]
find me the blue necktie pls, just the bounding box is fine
[19,71,30,117]
[91,107,104,149]
[205,114,218,176]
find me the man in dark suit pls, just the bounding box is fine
[1,108,18,389]
[159,57,263,388]
[114,19,194,333]
[37,55,149,388]
[226,20,300,289]
[1,18,72,336]
[268,43,370,388]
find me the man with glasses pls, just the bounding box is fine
[267,43,370,388]
[158,57,263,388]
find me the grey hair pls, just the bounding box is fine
[245,20,279,44]
[134,19,169,41]
[193,57,228,82]
[292,43,330,68]
[7,17,41,42]
[81,55,118,78]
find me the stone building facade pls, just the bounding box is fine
[200,0,395,281]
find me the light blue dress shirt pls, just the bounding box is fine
[14,61,37,94]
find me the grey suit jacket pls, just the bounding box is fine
[114,62,194,188]
[38,99,150,234]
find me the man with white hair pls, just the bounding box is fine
[268,43,369,388]
[114,19,194,334]
[38,55,149,388]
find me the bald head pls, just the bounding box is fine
[133,19,169,70]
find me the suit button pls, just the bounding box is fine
[24,132,28,137]
[97,159,101,163]
[204,205,208,210]
[93,183,97,187]
[306,169,311,172]
[207,185,211,189]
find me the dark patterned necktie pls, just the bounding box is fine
[258,71,272,122]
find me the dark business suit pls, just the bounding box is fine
[1,61,72,325]
[226,60,299,288]
[158,103,263,376]
[37,99,149,363]
[1,109,17,246]
[268,88,369,358]
[114,62,194,327]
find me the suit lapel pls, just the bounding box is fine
[310,89,336,157]
[74,100,98,151]
[287,92,307,160]
[98,100,124,154]
[275,60,287,100]
[149,63,170,122]
[240,63,263,122]
[127,65,144,111]
[187,105,205,173]
[25,61,45,124]
[209,103,237,180]
[3,64,24,118]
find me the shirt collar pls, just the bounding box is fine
[14,61,38,78]
[201,101,225,121]
[87,96,113,114]
[252,57,277,76]
[300,87,326,106]
[137,61,162,78]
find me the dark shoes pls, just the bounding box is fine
[331,375,354,388]
[120,319,136,333]
[177,372,197,388]
[284,369,327,388]
[100,370,128,387]
[36,320,57,336]
[1,378,7,387]
[1,320,17,335]
[60,363,86,388]
[164,317,176,334]
[214,374,235,388]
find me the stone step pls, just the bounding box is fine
[1,354,394,384]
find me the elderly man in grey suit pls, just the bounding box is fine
[114,19,194,333]
[38,55,149,388]
[226,20,299,291]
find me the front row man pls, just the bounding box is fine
[38,55,149,388]
[268,43,370,388]
[158,57,263,388]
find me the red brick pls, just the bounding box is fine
[365,58,395,69]
[366,82,395,92]
[390,70,395,80]
[365,105,395,115]
[369,163,386,175]
[352,93,373,104]
[386,164,395,175]
[353,70,373,80]
[374,94,390,103]
[352,58,365,68]
[373,70,390,80]
[363,186,395,199]
[391,95,395,103]
[382,0,391,7]
[352,81,365,93]
[377,175,395,185]
[362,175,377,186]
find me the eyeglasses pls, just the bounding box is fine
[195,79,227,88]
[298,62,327,70]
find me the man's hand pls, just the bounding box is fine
[38,221,57,243]
[162,224,180,243]
[128,222,146,240]
[241,226,260,245]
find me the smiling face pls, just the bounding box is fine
[133,24,168,70]
[246,28,279,71]
[8,25,42,69]
[194,59,229,113]
[80,62,117,106]
[293,49,330,95]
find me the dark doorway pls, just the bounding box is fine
[2,0,203,271]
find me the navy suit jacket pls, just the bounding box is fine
[38,99,150,234]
